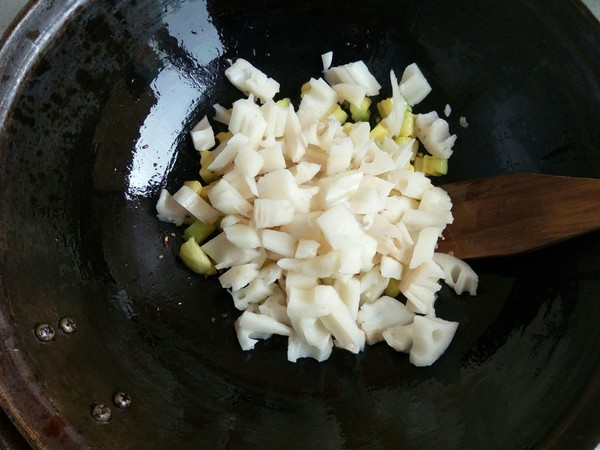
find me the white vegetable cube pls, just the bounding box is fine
[415,111,457,159]
[382,323,413,353]
[218,264,260,291]
[213,103,231,125]
[285,272,319,290]
[399,260,445,315]
[381,195,419,223]
[231,278,274,310]
[156,188,192,226]
[258,142,287,174]
[409,315,458,367]
[336,247,364,277]
[359,144,396,176]
[381,136,413,170]
[280,212,323,242]
[326,137,354,175]
[234,145,263,178]
[433,252,479,296]
[360,175,395,196]
[219,214,242,228]
[401,209,453,232]
[380,255,403,280]
[383,69,405,137]
[172,185,220,224]
[295,239,321,259]
[419,186,453,213]
[201,232,261,270]
[222,167,257,200]
[386,169,432,199]
[257,169,317,213]
[207,178,253,217]
[283,106,307,162]
[316,202,365,250]
[228,97,268,148]
[365,214,409,260]
[332,83,367,108]
[349,188,387,215]
[258,292,291,326]
[291,161,321,185]
[262,229,297,258]
[257,263,283,286]
[359,267,389,304]
[298,77,338,126]
[321,51,333,71]
[234,310,291,351]
[409,226,443,269]
[254,199,295,228]
[277,251,339,279]
[287,333,333,363]
[223,223,262,249]
[360,234,378,272]
[317,285,365,354]
[291,317,332,353]
[349,121,371,149]
[207,131,248,173]
[305,118,341,148]
[190,115,215,151]
[399,63,432,106]
[333,277,361,320]
[287,286,334,318]
[357,296,414,344]
[261,100,289,137]
[323,60,382,96]
[225,58,280,103]
[316,170,363,209]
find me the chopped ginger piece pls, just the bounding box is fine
[328,104,348,124]
[369,121,389,143]
[377,98,393,119]
[400,111,415,138]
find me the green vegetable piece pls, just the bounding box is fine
[179,237,216,275]
[414,155,448,176]
[183,219,217,244]
[350,97,371,122]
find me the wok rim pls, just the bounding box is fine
[0,1,92,447]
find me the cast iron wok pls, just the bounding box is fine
[1,0,599,448]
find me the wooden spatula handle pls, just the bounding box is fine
[437,173,600,259]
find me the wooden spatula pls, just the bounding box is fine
[437,173,600,259]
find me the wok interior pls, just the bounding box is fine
[0,0,599,448]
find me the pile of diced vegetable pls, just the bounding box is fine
[156,53,478,366]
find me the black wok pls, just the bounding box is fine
[0,1,599,448]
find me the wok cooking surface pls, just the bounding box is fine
[0,1,599,449]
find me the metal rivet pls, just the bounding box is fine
[58,317,77,335]
[91,403,112,423]
[34,323,55,342]
[113,392,132,409]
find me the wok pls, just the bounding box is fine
[0,0,599,448]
